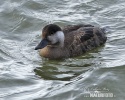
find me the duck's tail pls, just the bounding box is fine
[101,26,110,34]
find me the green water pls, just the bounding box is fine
[0,0,125,100]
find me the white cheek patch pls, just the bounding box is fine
[48,34,58,44]
[47,31,65,47]
[56,31,64,47]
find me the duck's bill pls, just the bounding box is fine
[35,39,48,50]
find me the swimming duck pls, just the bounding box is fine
[35,24,107,59]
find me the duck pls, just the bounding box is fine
[35,24,107,59]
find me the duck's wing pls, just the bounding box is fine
[63,24,94,34]
[65,26,107,57]
[63,24,95,47]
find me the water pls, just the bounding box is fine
[0,0,125,100]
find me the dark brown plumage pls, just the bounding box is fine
[35,24,107,59]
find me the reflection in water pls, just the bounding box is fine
[34,65,75,81]
[34,47,103,81]
[1,0,125,99]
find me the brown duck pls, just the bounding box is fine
[35,24,107,59]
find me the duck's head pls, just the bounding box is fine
[35,24,65,50]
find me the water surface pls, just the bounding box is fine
[0,0,125,100]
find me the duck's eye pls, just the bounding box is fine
[50,31,55,34]
[50,32,54,35]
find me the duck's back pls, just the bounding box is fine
[63,24,107,57]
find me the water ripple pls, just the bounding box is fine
[0,0,125,100]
